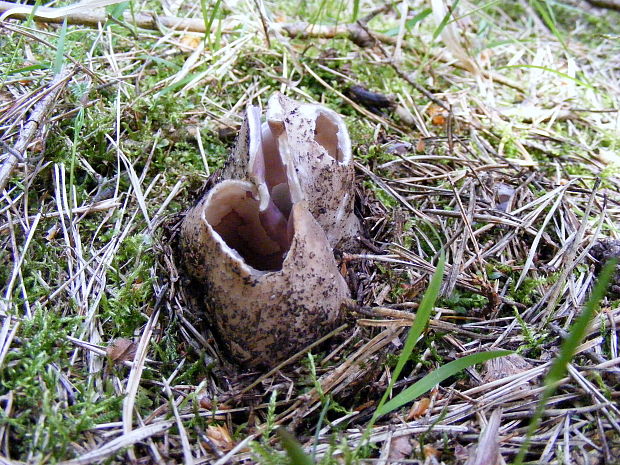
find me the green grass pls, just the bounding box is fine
[514,259,617,464]
[1,0,619,463]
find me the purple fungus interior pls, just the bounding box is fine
[205,110,296,272]
[205,186,290,272]
[260,123,293,217]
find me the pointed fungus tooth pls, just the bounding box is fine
[265,93,361,249]
[179,94,359,368]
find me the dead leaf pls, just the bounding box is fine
[423,444,441,459]
[106,338,137,363]
[198,395,213,410]
[205,424,235,452]
[30,138,45,154]
[131,277,144,293]
[217,125,239,142]
[386,141,412,155]
[428,104,447,126]
[179,34,202,50]
[388,435,413,461]
[431,114,446,125]
[495,183,515,212]
[45,223,60,242]
[483,353,532,387]
[406,397,431,421]
[402,277,427,300]
[0,90,14,105]
[354,400,375,412]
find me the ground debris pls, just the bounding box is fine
[106,338,138,364]
[590,238,620,294]
[1,1,619,463]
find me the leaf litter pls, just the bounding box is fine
[0,0,619,464]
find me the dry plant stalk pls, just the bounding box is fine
[180,94,358,368]
[0,69,72,192]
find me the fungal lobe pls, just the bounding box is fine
[180,95,357,367]
[225,93,361,250]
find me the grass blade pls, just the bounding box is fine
[309,0,329,26]
[201,0,223,48]
[406,8,432,30]
[107,0,129,20]
[384,9,433,40]
[432,0,461,40]
[377,350,512,417]
[52,18,68,75]
[371,254,445,424]
[277,428,314,465]
[69,107,85,206]
[392,254,445,385]
[353,256,445,455]
[498,64,593,90]
[351,0,360,22]
[513,259,617,464]
[529,0,566,50]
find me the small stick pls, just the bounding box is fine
[0,68,72,193]
[239,323,348,395]
[252,0,271,48]
[585,0,620,11]
[0,1,207,31]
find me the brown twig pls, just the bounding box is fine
[0,69,72,193]
[277,21,393,48]
[585,0,620,11]
[0,1,206,31]
[0,1,524,94]
[252,0,271,48]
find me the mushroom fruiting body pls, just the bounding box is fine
[179,95,357,367]
[223,93,360,250]
[180,183,348,367]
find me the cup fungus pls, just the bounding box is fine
[179,94,358,368]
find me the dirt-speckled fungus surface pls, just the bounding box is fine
[179,93,359,368]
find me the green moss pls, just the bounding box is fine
[509,276,545,307]
[441,290,489,314]
[513,308,549,357]
[99,234,154,336]
[0,309,123,460]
